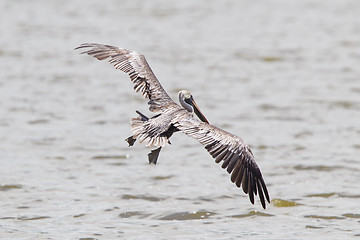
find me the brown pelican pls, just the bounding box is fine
[75,43,270,209]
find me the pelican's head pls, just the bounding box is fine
[178,90,209,123]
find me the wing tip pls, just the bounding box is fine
[74,43,98,51]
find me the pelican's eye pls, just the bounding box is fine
[184,97,193,106]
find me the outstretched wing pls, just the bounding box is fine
[176,118,270,209]
[75,43,175,112]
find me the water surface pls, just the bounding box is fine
[1,0,360,239]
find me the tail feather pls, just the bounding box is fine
[129,111,168,148]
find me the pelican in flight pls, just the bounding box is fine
[75,43,270,209]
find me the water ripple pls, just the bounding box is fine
[91,155,129,160]
[304,215,345,220]
[17,216,51,221]
[0,184,22,191]
[342,213,360,219]
[230,211,274,218]
[305,192,360,199]
[121,194,166,202]
[150,175,174,180]
[119,211,151,219]
[294,165,345,172]
[271,198,300,207]
[158,211,216,220]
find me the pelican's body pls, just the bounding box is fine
[76,43,270,209]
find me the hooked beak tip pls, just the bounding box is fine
[191,98,209,124]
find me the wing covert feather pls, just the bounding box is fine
[176,118,270,209]
[75,43,174,112]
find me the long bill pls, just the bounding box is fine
[189,97,209,124]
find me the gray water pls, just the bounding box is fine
[1,0,360,239]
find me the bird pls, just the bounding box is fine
[75,43,270,209]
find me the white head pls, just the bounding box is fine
[179,90,192,100]
[178,90,209,123]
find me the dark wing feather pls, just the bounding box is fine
[75,43,174,112]
[176,118,270,209]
